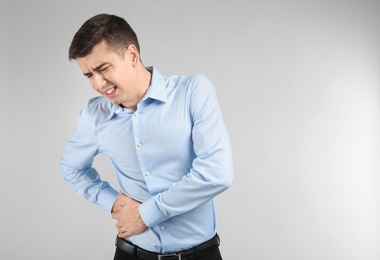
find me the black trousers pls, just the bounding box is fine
[114,243,223,260]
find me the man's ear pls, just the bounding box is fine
[125,45,139,66]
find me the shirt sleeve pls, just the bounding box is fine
[60,107,119,212]
[139,75,234,227]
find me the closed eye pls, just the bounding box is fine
[82,63,110,78]
[83,72,93,78]
[98,66,110,72]
[94,63,110,73]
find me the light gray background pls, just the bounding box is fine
[1,1,379,259]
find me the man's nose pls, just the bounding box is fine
[91,72,107,90]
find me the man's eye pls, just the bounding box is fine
[99,67,109,72]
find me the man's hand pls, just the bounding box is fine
[111,192,147,238]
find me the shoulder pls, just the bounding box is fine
[81,96,112,126]
[166,74,219,115]
[86,96,109,112]
[168,73,211,86]
[167,74,215,96]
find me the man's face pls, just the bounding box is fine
[77,41,139,107]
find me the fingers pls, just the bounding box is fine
[111,192,146,238]
[118,231,128,238]
[117,193,131,205]
[115,221,123,229]
[116,192,142,208]
[111,194,126,215]
[116,222,128,238]
[111,202,123,219]
[112,202,123,213]
[111,211,118,220]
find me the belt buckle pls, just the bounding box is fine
[158,253,181,260]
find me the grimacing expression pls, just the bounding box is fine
[77,41,140,107]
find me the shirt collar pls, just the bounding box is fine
[108,66,168,119]
[142,66,168,103]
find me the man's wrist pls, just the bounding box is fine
[138,196,168,227]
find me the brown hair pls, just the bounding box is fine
[68,14,140,60]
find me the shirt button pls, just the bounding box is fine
[144,171,150,176]
[134,112,138,117]
[161,226,165,231]
[137,143,142,148]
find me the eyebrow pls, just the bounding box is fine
[82,63,109,77]
[93,63,108,71]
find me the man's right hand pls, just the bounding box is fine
[111,192,147,238]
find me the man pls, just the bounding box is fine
[60,13,233,260]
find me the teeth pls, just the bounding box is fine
[106,87,115,94]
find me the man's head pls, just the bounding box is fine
[69,13,140,60]
[69,14,151,110]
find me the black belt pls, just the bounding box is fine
[115,234,220,260]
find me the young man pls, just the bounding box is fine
[60,13,233,260]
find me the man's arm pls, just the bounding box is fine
[60,108,119,212]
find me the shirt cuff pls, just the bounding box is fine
[139,196,169,227]
[98,186,119,212]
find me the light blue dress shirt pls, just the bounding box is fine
[60,67,233,253]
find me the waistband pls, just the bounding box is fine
[115,234,220,260]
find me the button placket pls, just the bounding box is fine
[132,110,142,148]
[132,108,151,183]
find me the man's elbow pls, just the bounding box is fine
[214,167,233,192]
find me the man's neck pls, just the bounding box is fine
[121,65,152,110]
